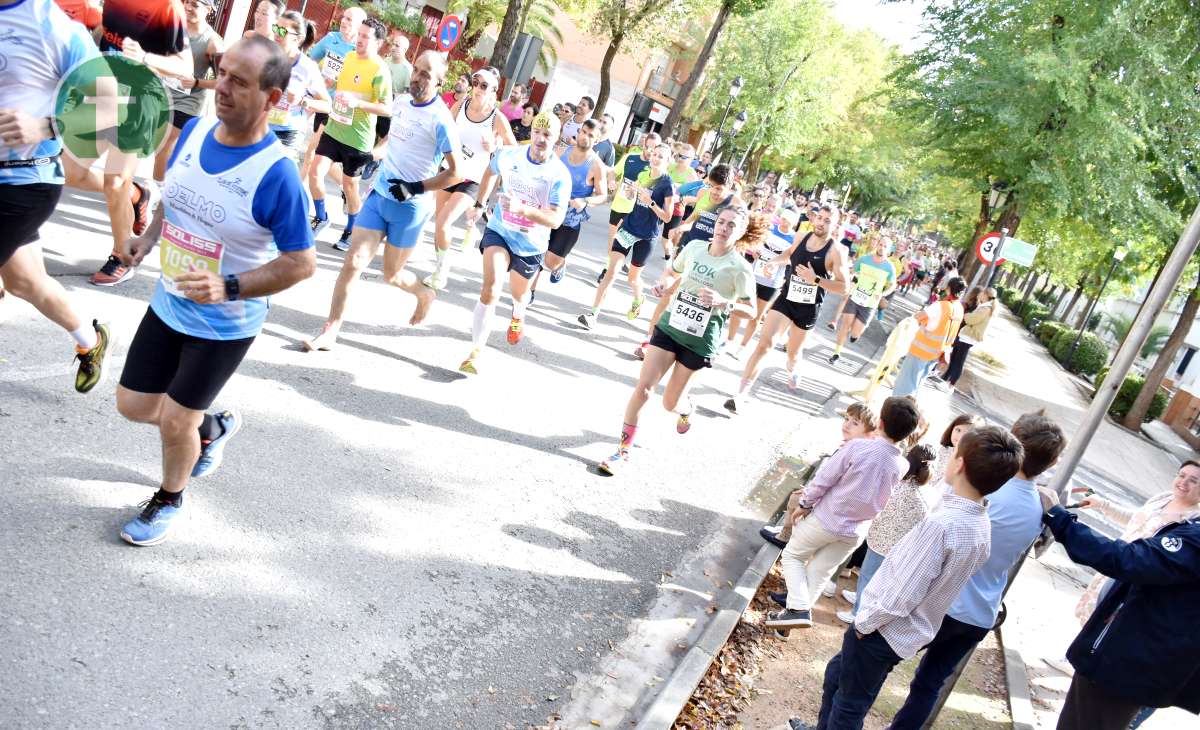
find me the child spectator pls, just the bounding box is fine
[798,425,1023,730]
[765,396,921,631]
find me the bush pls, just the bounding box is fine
[1096,369,1170,423]
[1050,329,1108,376]
[1022,302,1049,329]
[1038,320,1069,346]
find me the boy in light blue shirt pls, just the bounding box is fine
[886,411,1066,730]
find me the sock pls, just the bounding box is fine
[435,247,447,263]
[69,324,98,350]
[198,412,223,442]
[590,305,600,316]
[512,292,529,321]
[472,301,496,349]
[435,246,453,276]
[620,422,637,448]
[343,212,357,237]
[152,487,183,506]
[737,378,752,395]
[314,198,327,220]
[833,343,844,355]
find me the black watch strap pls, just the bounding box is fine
[224,274,240,302]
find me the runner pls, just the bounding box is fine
[384,30,411,93]
[598,132,658,283]
[727,207,798,359]
[79,0,191,287]
[829,233,897,363]
[635,163,738,359]
[306,17,391,250]
[560,95,593,146]
[532,119,608,292]
[694,150,712,178]
[840,209,862,255]
[243,0,282,39]
[152,0,224,190]
[113,36,315,546]
[593,114,617,167]
[302,51,462,352]
[660,143,699,259]
[579,142,675,329]
[300,5,364,180]
[0,0,112,392]
[597,206,763,475]
[499,82,526,122]
[457,112,571,373]
[423,67,515,291]
[723,204,850,414]
[267,11,328,161]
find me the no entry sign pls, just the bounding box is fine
[436,15,463,53]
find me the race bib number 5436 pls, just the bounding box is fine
[159,220,224,297]
[669,290,712,336]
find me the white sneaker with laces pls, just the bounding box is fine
[836,609,855,625]
[821,581,837,598]
[841,589,857,604]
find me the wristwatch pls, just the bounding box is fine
[224,274,241,302]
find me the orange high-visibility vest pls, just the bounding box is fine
[908,300,964,361]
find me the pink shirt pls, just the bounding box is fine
[500,100,524,121]
[800,437,908,538]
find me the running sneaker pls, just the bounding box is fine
[192,409,243,478]
[723,396,739,415]
[458,349,480,374]
[836,609,855,625]
[130,180,150,236]
[332,232,352,252]
[303,323,338,352]
[787,372,801,390]
[676,411,691,434]
[825,321,836,330]
[597,448,630,476]
[595,267,607,284]
[621,263,630,275]
[120,495,183,546]
[841,589,857,605]
[422,272,445,291]
[764,609,813,630]
[361,159,381,180]
[311,215,330,236]
[549,265,566,284]
[828,353,840,364]
[507,318,523,345]
[74,320,111,393]
[577,312,596,330]
[634,342,648,360]
[626,298,642,321]
[89,255,134,286]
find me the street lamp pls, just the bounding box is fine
[988,183,1010,216]
[727,111,748,170]
[710,76,744,157]
[1066,245,1128,372]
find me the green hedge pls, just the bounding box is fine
[1096,368,1169,423]
[1050,328,1108,376]
[1038,320,1069,346]
[1022,302,1049,329]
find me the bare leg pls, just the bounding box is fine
[623,344,676,426]
[661,357,699,414]
[304,228,382,350]
[307,155,334,212]
[626,263,644,315]
[590,250,625,312]
[738,298,772,347]
[153,125,183,184]
[0,244,83,332]
[115,388,199,493]
[381,241,436,325]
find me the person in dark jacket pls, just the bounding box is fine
[1037,489,1200,730]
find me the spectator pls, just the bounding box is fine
[893,277,966,398]
[385,31,411,93]
[930,413,983,486]
[939,286,996,389]
[500,82,527,121]
[511,102,537,143]
[887,411,1065,729]
[765,396,921,631]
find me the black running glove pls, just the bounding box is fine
[387,178,425,202]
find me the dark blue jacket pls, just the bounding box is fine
[1044,506,1200,711]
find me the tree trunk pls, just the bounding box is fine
[594,32,624,118]
[1123,270,1200,428]
[488,0,526,70]
[812,181,825,200]
[660,0,731,133]
[1075,292,1098,329]
[1061,283,1084,323]
[745,143,768,184]
[1051,285,1068,317]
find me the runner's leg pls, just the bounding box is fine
[429,190,473,287]
[304,229,382,350]
[589,250,624,315]
[1,244,86,335]
[381,240,436,325]
[626,263,644,319]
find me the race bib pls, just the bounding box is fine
[267,97,290,127]
[754,256,778,280]
[850,288,875,307]
[159,220,224,297]
[500,194,537,233]
[620,180,637,199]
[330,91,357,126]
[615,227,641,250]
[787,275,818,304]
[321,53,344,84]
[669,290,712,337]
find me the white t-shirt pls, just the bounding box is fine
[372,93,459,197]
[485,145,571,256]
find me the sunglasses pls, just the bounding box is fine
[271,23,298,37]
[472,79,492,90]
[674,154,692,161]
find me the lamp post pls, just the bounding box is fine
[709,76,743,158]
[726,110,748,168]
[1066,245,1127,371]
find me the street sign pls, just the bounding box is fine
[1002,237,1039,267]
[975,231,1003,264]
[436,15,462,52]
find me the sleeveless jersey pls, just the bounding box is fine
[753,224,793,289]
[559,148,596,229]
[777,233,834,306]
[455,101,498,183]
[168,26,218,116]
[679,190,732,248]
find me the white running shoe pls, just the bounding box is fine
[841,589,857,605]
[836,609,855,625]
[821,580,837,598]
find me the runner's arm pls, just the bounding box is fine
[641,192,674,223]
[422,149,463,192]
[191,36,226,90]
[581,159,609,206]
[120,204,165,266]
[819,245,852,296]
[302,96,332,114]
[348,97,392,117]
[494,114,516,147]
[227,248,316,300]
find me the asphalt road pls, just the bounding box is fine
[0,188,901,729]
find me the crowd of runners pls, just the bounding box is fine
[2,0,961,545]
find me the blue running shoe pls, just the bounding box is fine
[311,215,330,236]
[192,409,242,478]
[120,496,183,546]
[550,265,566,284]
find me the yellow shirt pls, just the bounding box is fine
[325,52,391,152]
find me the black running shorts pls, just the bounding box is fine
[608,209,626,227]
[611,231,653,268]
[755,283,779,303]
[315,134,373,178]
[650,325,711,371]
[547,224,583,260]
[119,308,255,411]
[0,182,62,267]
[771,297,820,331]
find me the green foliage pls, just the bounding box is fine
[1096,368,1169,423]
[1038,320,1069,347]
[444,58,473,91]
[1021,302,1049,330]
[1103,313,1172,358]
[449,0,565,69]
[367,1,426,35]
[1051,329,1108,376]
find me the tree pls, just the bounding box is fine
[586,0,694,116]
[658,0,769,136]
[487,0,525,69]
[451,0,565,70]
[1123,269,1200,429]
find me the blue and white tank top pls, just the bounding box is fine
[559,148,596,229]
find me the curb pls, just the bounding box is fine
[998,628,1036,730]
[632,304,901,730]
